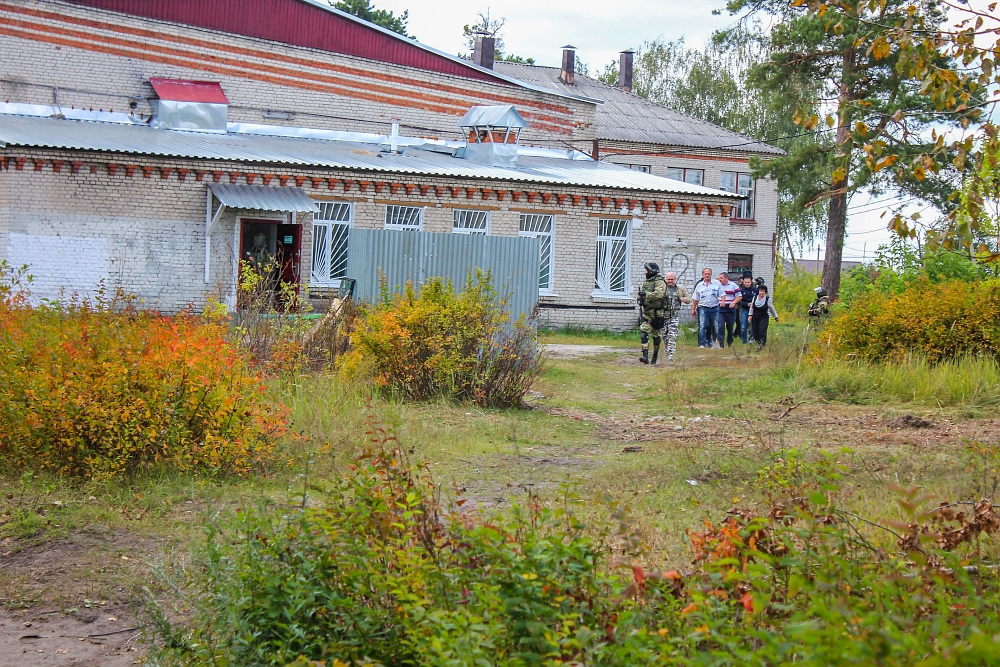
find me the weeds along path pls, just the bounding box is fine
[395,332,1000,557]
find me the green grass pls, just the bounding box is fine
[799,354,1000,411]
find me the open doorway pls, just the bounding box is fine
[239,218,301,310]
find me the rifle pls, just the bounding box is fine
[637,289,646,328]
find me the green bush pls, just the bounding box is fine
[814,276,1000,363]
[155,437,1000,666]
[342,272,544,407]
[840,236,996,307]
[773,263,822,318]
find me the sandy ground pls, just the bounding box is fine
[543,344,624,358]
[0,607,143,667]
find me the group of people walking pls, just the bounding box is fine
[637,262,779,365]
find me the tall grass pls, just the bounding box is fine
[799,354,1000,408]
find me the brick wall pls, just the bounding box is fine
[597,140,779,290]
[0,148,738,326]
[0,159,9,267]
[0,0,596,145]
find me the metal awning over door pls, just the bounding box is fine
[204,184,317,284]
[207,183,318,212]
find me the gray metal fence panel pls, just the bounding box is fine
[345,229,540,321]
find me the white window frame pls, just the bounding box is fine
[310,201,353,288]
[384,205,424,231]
[452,209,490,235]
[592,218,631,297]
[518,213,555,295]
[666,167,704,186]
[720,171,756,220]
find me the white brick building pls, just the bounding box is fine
[0,0,775,329]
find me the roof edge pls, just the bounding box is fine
[297,0,602,105]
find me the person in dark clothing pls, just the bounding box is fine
[748,284,779,349]
[737,274,758,344]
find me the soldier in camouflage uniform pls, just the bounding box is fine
[662,271,691,362]
[807,286,830,317]
[637,262,668,365]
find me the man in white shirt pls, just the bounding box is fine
[691,267,724,349]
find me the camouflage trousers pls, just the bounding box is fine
[661,314,680,360]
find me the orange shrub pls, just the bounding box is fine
[0,293,287,480]
[814,277,1000,363]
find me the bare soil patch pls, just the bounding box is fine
[0,606,143,667]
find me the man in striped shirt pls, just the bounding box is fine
[717,272,742,348]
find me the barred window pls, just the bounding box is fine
[384,205,423,231]
[594,218,630,296]
[311,201,352,287]
[518,213,554,293]
[720,171,756,220]
[453,209,490,235]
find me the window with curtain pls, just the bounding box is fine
[518,213,554,293]
[310,201,352,287]
[594,218,630,296]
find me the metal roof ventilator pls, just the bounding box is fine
[456,105,528,167]
[149,78,229,133]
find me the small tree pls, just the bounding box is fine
[462,10,535,64]
[333,0,409,36]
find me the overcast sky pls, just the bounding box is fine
[374,0,922,260]
[377,0,733,69]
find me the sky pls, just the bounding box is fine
[372,0,953,261]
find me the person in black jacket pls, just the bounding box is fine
[737,273,757,344]
[748,284,779,349]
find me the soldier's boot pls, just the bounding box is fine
[651,343,660,365]
[639,332,650,364]
[640,348,649,364]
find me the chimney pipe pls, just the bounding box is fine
[619,49,634,92]
[473,33,496,70]
[560,45,576,85]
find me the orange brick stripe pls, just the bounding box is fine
[0,2,576,119]
[0,21,572,136]
[602,147,752,163]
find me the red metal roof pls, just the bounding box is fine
[149,78,229,104]
[61,0,504,83]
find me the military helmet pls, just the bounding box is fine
[643,261,660,276]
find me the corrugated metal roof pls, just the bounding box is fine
[492,62,783,155]
[0,113,743,198]
[209,183,317,211]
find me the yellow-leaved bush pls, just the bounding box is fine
[0,285,288,480]
[341,272,544,407]
[813,277,1000,363]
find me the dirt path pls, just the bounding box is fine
[543,344,625,358]
[0,607,143,667]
